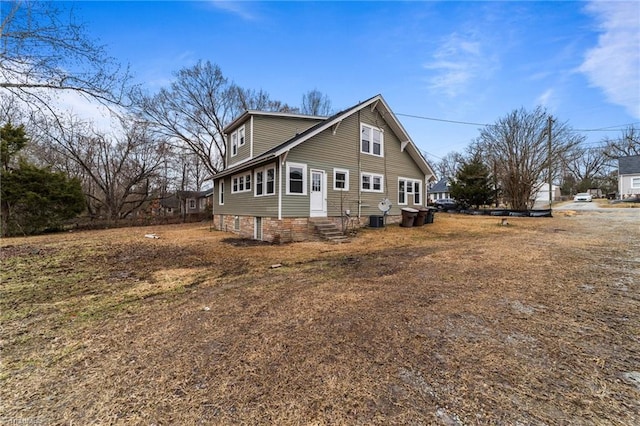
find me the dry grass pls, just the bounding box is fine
[1,212,639,425]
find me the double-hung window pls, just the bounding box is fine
[218,181,224,205]
[229,125,245,157]
[333,168,349,191]
[632,177,640,188]
[230,132,238,157]
[255,164,276,196]
[398,178,422,205]
[361,124,383,157]
[361,172,383,192]
[286,162,307,195]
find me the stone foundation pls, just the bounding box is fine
[213,214,401,243]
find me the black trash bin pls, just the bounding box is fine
[400,207,418,227]
[415,207,428,226]
[425,207,436,224]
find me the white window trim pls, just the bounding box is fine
[188,199,196,209]
[360,123,384,157]
[231,172,252,194]
[254,164,276,197]
[230,132,238,157]
[238,126,245,146]
[286,162,308,195]
[218,181,224,205]
[361,172,384,193]
[632,177,640,188]
[398,177,422,205]
[333,168,350,191]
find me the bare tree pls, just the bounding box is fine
[42,115,165,221]
[433,151,464,180]
[476,106,584,210]
[134,61,240,176]
[563,146,610,194]
[0,1,131,116]
[301,89,332,116]
[232,87,298,113]
[603,125,640,159]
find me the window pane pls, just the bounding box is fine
[373,176,381,190]
[267,168,275,194]
[372,129,381,155]
[289,167,303,194]
[312,173,321,192]
[245,174,251,190]
[335,172,346,189]
[239,127,245,145]
[256,171,263,195]
[239,176,244,191]
[362,175,370,190]
[232,177,238,192]
[361,126,370,153]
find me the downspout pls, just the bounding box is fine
[278,151,289,220]
[250,116,254,159]
[357,110,362,218]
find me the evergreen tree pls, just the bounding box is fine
[1,123,85,236]
[449,157,495,209]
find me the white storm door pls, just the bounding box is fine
[310,169,327,217]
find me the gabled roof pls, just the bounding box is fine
[430,177,451,193]
[618,155,640,175]
[216,94,435,179]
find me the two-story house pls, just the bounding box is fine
[212,94,436,242]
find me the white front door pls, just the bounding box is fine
[310,169,327,217]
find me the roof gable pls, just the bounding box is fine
[216,94,435,179]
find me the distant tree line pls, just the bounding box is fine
[433,109,639,210]
[0,2,333,235]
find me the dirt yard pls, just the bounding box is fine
[1,210,639,425]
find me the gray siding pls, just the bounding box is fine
[252,116,322,157]
[283,107,425,217]
[226,118,253,167]
[214,165,280,217]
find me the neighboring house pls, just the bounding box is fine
[212,94,436,242]
[428,177,452,202]
[532,183,561,206]
[159,190,212,216]
[618,155,640,198]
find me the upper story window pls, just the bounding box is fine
[399,178,422,205]
[361,124,383,157]
[229,125,245,157]
[239,127,245,146]
[361,172,383,193]
[333,168,349,191]
[286,162,307,195]
[255,164,276,197]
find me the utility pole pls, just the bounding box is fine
[547,115,554,209]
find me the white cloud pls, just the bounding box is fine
[536,89,555,109]
[423,32,493,98]
[579,1,640,119]
[209,1,258,21]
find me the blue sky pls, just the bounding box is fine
[66,1,639,161]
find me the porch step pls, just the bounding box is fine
[310,219,349,243]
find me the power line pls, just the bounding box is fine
[397,112,639,133]
[396,113,488,127]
